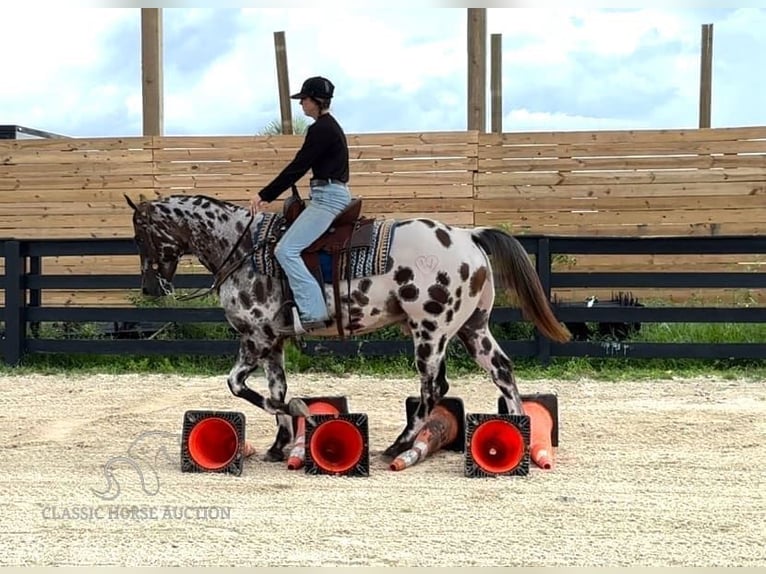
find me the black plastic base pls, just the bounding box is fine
[304,413,370,477]
[464,413,530,478]
[181,410,246,476]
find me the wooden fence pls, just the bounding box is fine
[1,127,764,307]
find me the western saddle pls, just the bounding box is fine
[276,185,376,338]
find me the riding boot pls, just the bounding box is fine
[277,306,328,336]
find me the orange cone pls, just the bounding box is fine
[523,400,555,470]
[307,417,367,474]
[468,417,527,475]
[287,400,340,470]
[390,404,459,471]
[187,417,240,471]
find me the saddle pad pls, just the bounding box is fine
[251,212,397,282]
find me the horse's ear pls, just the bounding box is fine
[125,194,139,212]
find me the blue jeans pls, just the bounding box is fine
[274,181,352,322]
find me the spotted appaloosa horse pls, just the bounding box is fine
[126,193,571,461]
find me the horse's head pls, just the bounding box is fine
[125,194,187,297]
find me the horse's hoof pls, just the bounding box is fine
[262,448,285,462]
[382,443,407,461]
[287,397,313,422]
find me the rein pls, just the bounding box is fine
[174,213,255,302]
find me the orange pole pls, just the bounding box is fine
[522,401,555,470]
[287,401,340,470]
[390,404,459,471]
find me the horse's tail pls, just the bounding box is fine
[471,227,572,343]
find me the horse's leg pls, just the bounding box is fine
[381,325,452,460]
[226,336,305,462]
[259,343,294,462]
[457,284,524,415]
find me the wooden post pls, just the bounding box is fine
[141,9,163,136]
[699,23,713,129]
[273,31,293,135]
[467,8,486,132]
[490,33,502,133]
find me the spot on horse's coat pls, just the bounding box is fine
[481,336,492,354]
[423,301,444,315]
[435,228,452,248]
[394,266,415,285]
[427,284,449,305]
[416,342,432,361]
[358,278,372,293]
[469,266,487,297]
[459,263,470,282]
[421,319,437,332]
[436,271,450,286]
[399,284,419,301]
[351,290,370,306]
[417,219,436,228]
[239,292,252,309]
[254,281,267,304]
[370,307,381,316]
[385,295,404,316]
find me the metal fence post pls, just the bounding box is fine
[3,241,25,366]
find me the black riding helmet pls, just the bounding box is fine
[290,76,335,100]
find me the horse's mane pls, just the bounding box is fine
[166,193,242,212]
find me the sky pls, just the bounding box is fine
[2,6,765,137]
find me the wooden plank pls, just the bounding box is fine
[152,157,477,175]
[0,163,155,178]
[475,181,766,199]
[0,188,157,203]
[0,175,154,192]
[476,207,766,227]
[473,218,765,237]
[478,139,766,159]
[145,184,472,201]
[154,143,477,162]
[0,202,148,215]
[478,154,766,172]
[0,137,152,151]
[478,126,766,145]
[153,171,474,187]
[152,134,305,149]
[474,193,766,212]
[0,149,154,164]
[474,167,766,186]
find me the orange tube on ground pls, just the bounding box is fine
[522,400,555,470]
[286,401,340,470]
[390,404,459,471]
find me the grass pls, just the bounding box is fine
[4,288,764,380]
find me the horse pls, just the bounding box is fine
[125,192,571,462]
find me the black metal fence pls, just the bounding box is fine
[1,235,765,366]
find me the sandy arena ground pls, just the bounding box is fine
[0,370,764,567]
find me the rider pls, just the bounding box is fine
[250,76,352,335]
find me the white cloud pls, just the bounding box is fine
[1,7,764,136]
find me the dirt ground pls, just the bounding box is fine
[0,370,764,567]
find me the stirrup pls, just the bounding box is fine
[277,307,325,336]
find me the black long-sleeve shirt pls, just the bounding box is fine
[258,113,350,203]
